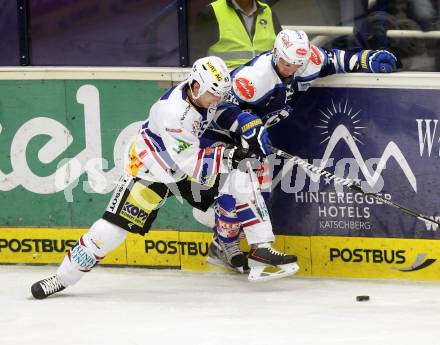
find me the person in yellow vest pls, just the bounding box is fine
[190,0,282,69]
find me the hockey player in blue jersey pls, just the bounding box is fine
[201,29,398,275]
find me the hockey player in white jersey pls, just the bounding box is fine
[203,29,398,275]
[30,56,297,299]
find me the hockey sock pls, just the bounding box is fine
[214,194,241,243]
[219,169,275,245]
[57,218,127,286]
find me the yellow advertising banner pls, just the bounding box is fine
[125,230,180,267]
[2,228,439,281]
[0,228,126,265]
[311,236,440,280]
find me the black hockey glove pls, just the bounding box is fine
[223,146,263,172]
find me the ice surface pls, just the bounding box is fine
[2,265,440,345]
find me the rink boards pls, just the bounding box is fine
[1,69,440,282]
[0,228,439,281]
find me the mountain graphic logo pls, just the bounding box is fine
[314,98,417,192]
[272,98,417,192]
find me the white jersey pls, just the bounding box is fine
[126,81,228,185]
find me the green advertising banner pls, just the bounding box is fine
[0,80,207,231]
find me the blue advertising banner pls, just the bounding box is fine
[269,87,440,239]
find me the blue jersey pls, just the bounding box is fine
[214,45,363,131]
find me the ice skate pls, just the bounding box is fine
[31,275,66,299]
[247,243,299,282]
[207,236,249,273]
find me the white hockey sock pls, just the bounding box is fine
[57,218,127,286]
[220,170,275,245]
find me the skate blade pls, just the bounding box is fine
[248,263,299,282]
[207,256,245,273]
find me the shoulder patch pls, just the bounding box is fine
[234,77,255,100]
[310,45,322,65]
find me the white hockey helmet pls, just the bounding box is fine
[273,29,311,66]
[188,56,231,100]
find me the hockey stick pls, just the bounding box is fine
[270,145,440,227]
[246,161,270,222]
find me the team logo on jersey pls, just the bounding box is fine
[234,78,255,100]
[281,32,293,48]
[296,48,307,57]
[310,45,321,65]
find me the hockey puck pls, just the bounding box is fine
[356,295,370,302]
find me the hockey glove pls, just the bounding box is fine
[358,50,398,73]
[237,112,272,155]
[224,146,263,172]
[262,105,293,128]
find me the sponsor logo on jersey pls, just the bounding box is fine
[180,104,191,122]
[296,48,307,56]
[310,45,321,65]
[235,78,255,100]
[107,176,129,213]
[165,128,183,133]
[120,202,149,227]
[173,138,192,154]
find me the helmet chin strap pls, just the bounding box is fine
[272,48,280,65]
[189,82,201,100]
[187,83,204,108]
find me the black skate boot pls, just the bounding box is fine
[207,236,248,273]
[31,275,66,299]
[247,243,299,282]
